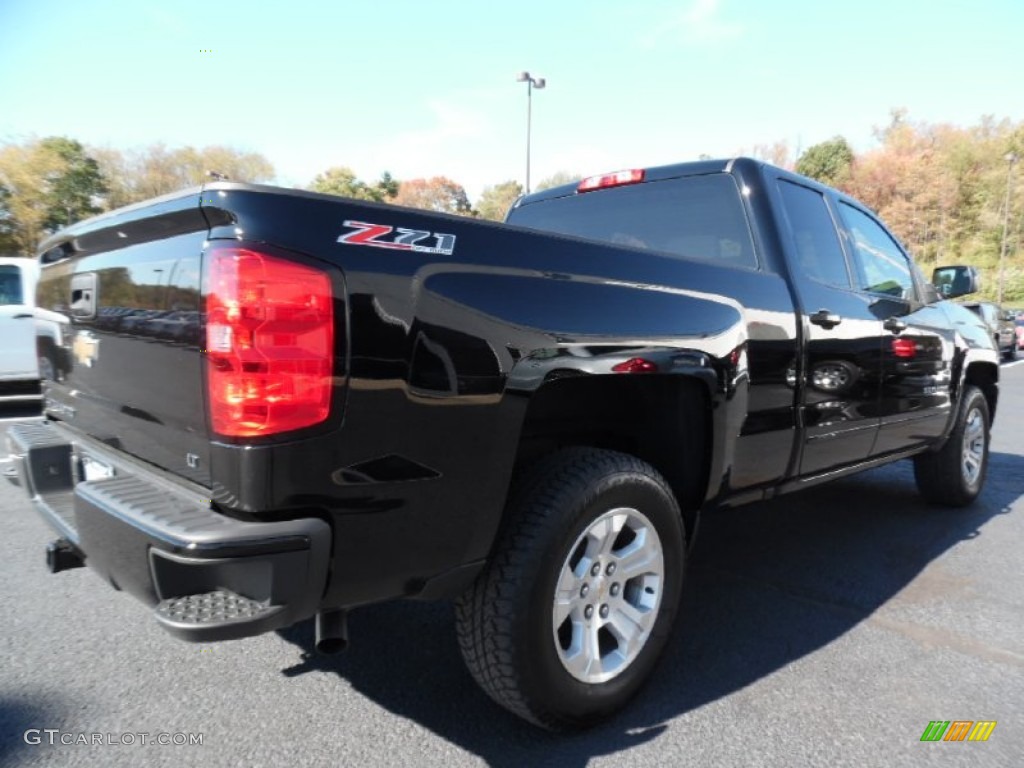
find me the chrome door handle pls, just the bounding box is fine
[884,317,907,334]
[809,309,842,329]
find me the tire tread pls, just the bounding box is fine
[454,447,678,729]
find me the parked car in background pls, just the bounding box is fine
[1009,309,1024,350]
[0,256,42,402]
[961,301,1017,360]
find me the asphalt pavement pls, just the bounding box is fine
[2,362,1022,767]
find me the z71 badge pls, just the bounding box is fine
[337,220,456,256]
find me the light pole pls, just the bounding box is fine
[516,71,546,194]
[998,152,1018,306]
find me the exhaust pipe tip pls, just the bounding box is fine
[46,539,85,573]
[315,609,349,654]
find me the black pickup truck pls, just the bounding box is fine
[6,158,1000,729]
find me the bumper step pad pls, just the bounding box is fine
[155,589,283,627]
[8,420,331,643]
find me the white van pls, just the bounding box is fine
[0,256,42,402]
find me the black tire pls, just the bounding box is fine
[455,447,686,730]
[913,385,990,506]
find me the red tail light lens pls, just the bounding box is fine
[578,169,645,193]
[612,357,658,373]
[891,338,917,358]
[205,246,333,436]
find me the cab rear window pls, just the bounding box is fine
[508,173,758,269]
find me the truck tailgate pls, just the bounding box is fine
[35,194,211,487]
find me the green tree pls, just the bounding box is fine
[39,137,107,230]
[0,136,107,253]
[535,171,581,191]
[309,166,375,200]
[475,180,523,221]
[0,183,18,254]
[309,167,400,202]
[376,171,399,200]
[796,136,854,186]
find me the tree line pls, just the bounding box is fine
[1,111,1021,302]
[791,110,1023,302]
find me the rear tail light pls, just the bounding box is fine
[204,246,333,437]
[891,338,917,358]
[577,169,645,193]
[612,357,658,373]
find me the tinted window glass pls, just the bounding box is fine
[777,180,850,288]
[508,174,757,268]
[0,265,24,305]
[839,203,915,299]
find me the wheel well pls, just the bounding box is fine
[964,362,998,422]
[513,375,711,542]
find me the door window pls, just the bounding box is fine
[0,265,24,305]
[777,181,851,288]
[838,204,916,300]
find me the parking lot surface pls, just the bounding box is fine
[2,363,1022,767]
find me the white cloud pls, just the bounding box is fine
[351,99,497,199]
[639,0,742,48]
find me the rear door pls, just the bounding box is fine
[0,260,38,380]
[773,179,884,476]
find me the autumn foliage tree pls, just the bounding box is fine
[94,144,275,208]
[393,176,472,215]
[849,113,1021,301]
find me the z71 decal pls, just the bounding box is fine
[337,220,456,256]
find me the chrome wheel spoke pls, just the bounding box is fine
[590,512,628,556]
[556,562,584,600]
[611,599,654,638]
[614,531,662,580]
[562,625,600,680]
[553,594,577,626]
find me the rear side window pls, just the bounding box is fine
[0,265,24,305]
[776,180,851,288]
[508,174,758,268]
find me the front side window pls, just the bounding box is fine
[838,204,915,300]
[0,265,25,305]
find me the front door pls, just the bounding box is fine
[835,203,954,454]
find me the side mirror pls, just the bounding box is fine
[932,265,979,299]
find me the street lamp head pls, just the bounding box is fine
[1006,152,1019,165]
[533,77,546,89]
[516,72,530,82]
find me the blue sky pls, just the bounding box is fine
[1,0,1022,201]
